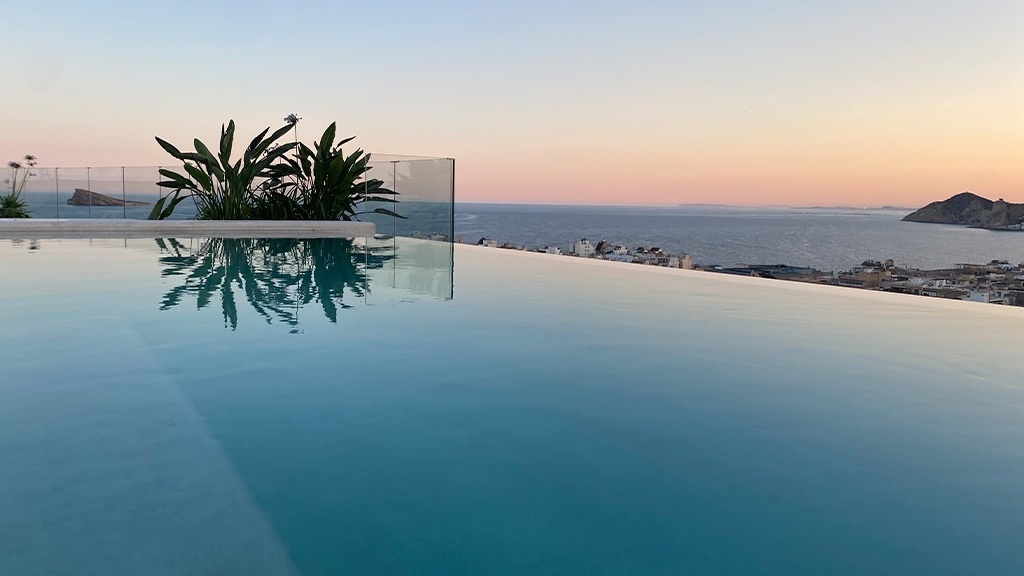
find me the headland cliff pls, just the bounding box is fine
[903,192,1024,230]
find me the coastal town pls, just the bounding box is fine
[466,236,1024,307]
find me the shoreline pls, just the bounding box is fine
[466,236,1024,308]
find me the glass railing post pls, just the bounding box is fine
[391,161,398,238]
[86,167,92,218]
[449,158,456,299]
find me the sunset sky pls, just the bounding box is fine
[2,1,1021,206]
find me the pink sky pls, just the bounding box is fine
[2,1,1022,207]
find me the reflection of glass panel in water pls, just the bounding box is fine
[365,237,454,300]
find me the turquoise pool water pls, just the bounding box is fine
[2,238,1023,575]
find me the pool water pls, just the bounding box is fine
[1,238,1023,575]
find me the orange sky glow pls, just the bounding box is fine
[2,2,1022,208]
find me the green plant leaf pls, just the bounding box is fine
[147,196,168,220]
[250,124,294,158]
[247,127,270,153]
[180,152,212,166]
[182,163,213,190]
[319,123,336,154]
[158,169,195,188]
[155,137,185,159]
[194,138,218,164]
[219,121,235,166]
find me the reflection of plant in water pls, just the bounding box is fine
[155,237,393,329]
[6,239,40,250]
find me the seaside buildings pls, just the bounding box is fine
[470,237,1024,307]
[570,238,595,258]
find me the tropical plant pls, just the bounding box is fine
[0,192,31,218]
[253,122,403,221]
[155,120,296,220]
[1,155,36,218]
[147,189,190,220]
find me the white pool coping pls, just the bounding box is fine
[0,219,376,239]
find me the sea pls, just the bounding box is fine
[455,203,1024,273]
[16,192,1024,273]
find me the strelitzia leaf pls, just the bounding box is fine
[219,121,235,166]
[158,169,194,187]
[194,138,218,164]
[182,164,213,190]
[155,137,185,159]
[162,191,191,217]
[247,127,270,153]
[319,123,336,154]
[180,152,212,166]
[250,124,294,158]
[147,196,168,220]
[148,190,192,220]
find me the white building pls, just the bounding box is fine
[571,238,595,258]
[543,246,562,255]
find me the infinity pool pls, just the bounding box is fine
[2,237,1023,575]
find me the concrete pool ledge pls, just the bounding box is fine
[0,218,376,239]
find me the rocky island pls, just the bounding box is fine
[67,188,150,207]
[903,192,1024,230]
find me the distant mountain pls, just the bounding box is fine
[903,192,1024,230]
[794,205,913,211]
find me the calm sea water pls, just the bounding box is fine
[455,203,1024,272]
[21,192,1020,271]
